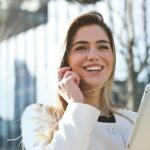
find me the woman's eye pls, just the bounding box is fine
[75,46,86,51]
[98,45,109,51]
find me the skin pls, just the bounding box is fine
[58,25,114,114]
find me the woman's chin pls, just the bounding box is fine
[80,82,104,91]
[81,80,105,88]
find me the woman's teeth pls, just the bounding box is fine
[85,66,102,71]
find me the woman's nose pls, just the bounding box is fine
[86,49,100,61]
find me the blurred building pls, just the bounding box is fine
[0,0,48,149]
[14,60,36,120]
[0,0,48,41]
[0,58,36,149]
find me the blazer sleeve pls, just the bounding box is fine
[21,102,100,150]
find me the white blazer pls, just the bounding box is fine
[21,102,137,150]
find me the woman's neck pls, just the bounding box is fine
[82,87,111,117]
[82,86,103,110]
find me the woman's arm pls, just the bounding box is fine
[21,102,100,150]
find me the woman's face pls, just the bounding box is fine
[67,24,114,90]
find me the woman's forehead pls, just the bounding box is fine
[72,25,110,44]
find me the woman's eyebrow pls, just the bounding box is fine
[72,41,88,46]
[72,39,110,47]
[96,40,110,44]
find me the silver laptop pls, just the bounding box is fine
[126,84,150,150]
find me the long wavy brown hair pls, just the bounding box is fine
[45,11,116,141]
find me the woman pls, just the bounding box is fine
[21,11,137,150]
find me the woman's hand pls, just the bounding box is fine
[58,66,84,103]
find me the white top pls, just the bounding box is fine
[21,102,137,150]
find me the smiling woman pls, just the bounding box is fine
[67,24,114,93]
[21,11,137,150]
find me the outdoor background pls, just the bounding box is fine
[0,0,150,149]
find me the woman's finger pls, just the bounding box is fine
[63,71,81,86]
[58,66,71,81]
